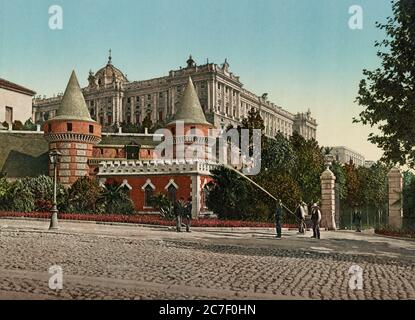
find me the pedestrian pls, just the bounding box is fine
[352,209,362,232]
[174,197,186,232]
[310,203,321,239]
[184,197,192,232]
[296,201,307,234]
[275,199,283,239]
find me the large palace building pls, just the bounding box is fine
[33,53,317,140]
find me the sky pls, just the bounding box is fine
[0,0,394,160]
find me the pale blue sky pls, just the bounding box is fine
[0,0,393,160]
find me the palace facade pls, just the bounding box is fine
[33,54,317,140]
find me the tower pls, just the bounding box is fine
[165,76,212,161]
[164,77,213,218]
[44,71,102,188]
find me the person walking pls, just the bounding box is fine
[310,203,321,239]
[296,201,307,234]
[184,197,192,232]
[275,199,283,239]
[352,209,362,232]
[174,197,186,232]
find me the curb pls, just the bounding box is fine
[0,216,295,232]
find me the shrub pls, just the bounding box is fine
[101,180,135,215]
[12,120,24,130]
[66,176,103,213]
[149,193,175,220]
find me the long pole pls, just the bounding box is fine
[224,165,299,220]
[49,161,59,230]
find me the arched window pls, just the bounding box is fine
[167,184,177,203]
[144,185,154,207]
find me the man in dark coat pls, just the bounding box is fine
[174,197,186,232]
[352,210,362,232]
[184,197,192,232]
[311,203,321,239]
[275,200,283,239]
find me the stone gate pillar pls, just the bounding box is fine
[320,168,337,230]
[387,167,403,228]
[191,175,201,219]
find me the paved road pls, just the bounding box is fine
[0,218,414,300]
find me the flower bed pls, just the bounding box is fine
[375,226,415,239]
[0,211,297,228]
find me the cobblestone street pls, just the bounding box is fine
[0,218,415,300]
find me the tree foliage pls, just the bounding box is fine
[355,0,415,165]
[100,180,135,215]
[290,132,324,204]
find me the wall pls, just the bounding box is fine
[0,131,49,177]
[0,88,33,124]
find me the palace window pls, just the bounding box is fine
[147,94,151,100]
[89,125,94,134]
[167,184,177,203]
[127,97,131,104]
[67,123,73,132]
[144,185,154,207]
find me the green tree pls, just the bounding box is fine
[290,132,324,204]
[330,162,347,200]
[205,166,253,220]
[66,177,103,213]
[261,133,296,175]
[141,114,153,133]
[365,162,389,226]
[120,121,141,133]
[355,0,415,165]
[343,163,364,210]
[23,118,37,131]
[12,120,24,130]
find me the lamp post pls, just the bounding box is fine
[49,149,62,230]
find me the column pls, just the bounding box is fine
[320,168,337,230]
[191,175,201,219]
[388,167,403,228]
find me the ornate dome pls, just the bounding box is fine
[92,50,128,87]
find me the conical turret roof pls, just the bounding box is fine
[52,71,93,122]
[167,77,211,126]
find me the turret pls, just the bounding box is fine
[44,71,102,187]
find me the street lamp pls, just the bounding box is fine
[49,149,62,230]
